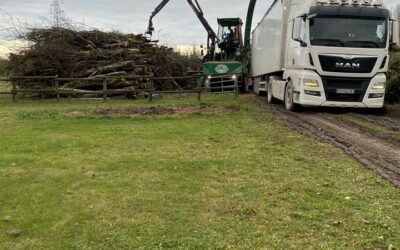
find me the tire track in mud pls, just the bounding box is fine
[330,114,400,146]
[351,114,400,132]
[254,96,400,189]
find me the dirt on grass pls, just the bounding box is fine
[254,96,400,189]
[68,104,240,117]
[387,106,400,121]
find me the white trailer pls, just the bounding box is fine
[252,0,399,111]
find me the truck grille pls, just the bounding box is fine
[319,55,377,73]
[209,76,237,92]
[321,77,370,102]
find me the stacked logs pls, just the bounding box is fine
[6,28,202,93]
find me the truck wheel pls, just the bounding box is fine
[284,80,300,112]
[267,79,279,104]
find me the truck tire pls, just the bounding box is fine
[267,79,279,104]
[284,80,300,112]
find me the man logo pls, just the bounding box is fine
[335,62,361,69]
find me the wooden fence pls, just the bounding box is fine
[0,74,239,103]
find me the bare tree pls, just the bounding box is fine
[0,9,29,58]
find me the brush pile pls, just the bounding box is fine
[6,28,202,93]
[387,50,400,104]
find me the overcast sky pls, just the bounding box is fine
[0,0,398,49]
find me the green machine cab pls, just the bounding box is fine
[202,18,245,91]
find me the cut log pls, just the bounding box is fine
[87,61,135,77]
[103,42,129,49]
[64,80,138,90]
[89,71,127,79]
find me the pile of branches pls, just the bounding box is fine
[6,28,202,93]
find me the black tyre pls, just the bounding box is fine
[284,80,301,112]
[267,79,279,104]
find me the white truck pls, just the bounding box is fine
[252,0,399,111]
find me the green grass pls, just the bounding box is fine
[0,82,10,90]
[0,82,11,103]
[1,95,400,249]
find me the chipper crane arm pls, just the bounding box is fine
[146,0,170,36]
[146,0,217,60]
[186,0,217,43]
[244,0,257,51]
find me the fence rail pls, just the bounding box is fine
[0,74,239,103]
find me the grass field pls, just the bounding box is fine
[0,95,400,249]
[0,82,11,103]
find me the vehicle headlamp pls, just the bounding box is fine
[372,82,385,90]
[303,79,319,87]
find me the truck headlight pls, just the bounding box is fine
[303,79,319,88]
[372,82,385,90]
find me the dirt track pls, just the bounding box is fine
[255,96,400,189]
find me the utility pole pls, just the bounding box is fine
[50,0,66,28]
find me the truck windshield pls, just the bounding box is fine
[310,16,387,48]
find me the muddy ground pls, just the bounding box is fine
[68,104,240,117]
[255,96,400,189]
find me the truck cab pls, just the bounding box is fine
[252,0,399,110]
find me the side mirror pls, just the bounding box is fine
[391,20,399,45]
[293,17,307,47]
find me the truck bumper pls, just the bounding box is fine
[296,72,385,109]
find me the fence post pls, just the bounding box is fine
[55,75,60,102]
[12,79,17,103]
[148,92,153,102]
[151,79,154,90]
[197,90,202,101]
[234,76,239,97]
[103,78,107,102]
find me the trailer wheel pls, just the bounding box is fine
[267,79,279,104]
[284,80,300,112]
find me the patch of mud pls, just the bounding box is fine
[252,96,400,189]
[386,106,400,121]
[351,114,400,132]
[68,104,240,117]
[332,114,400,145]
